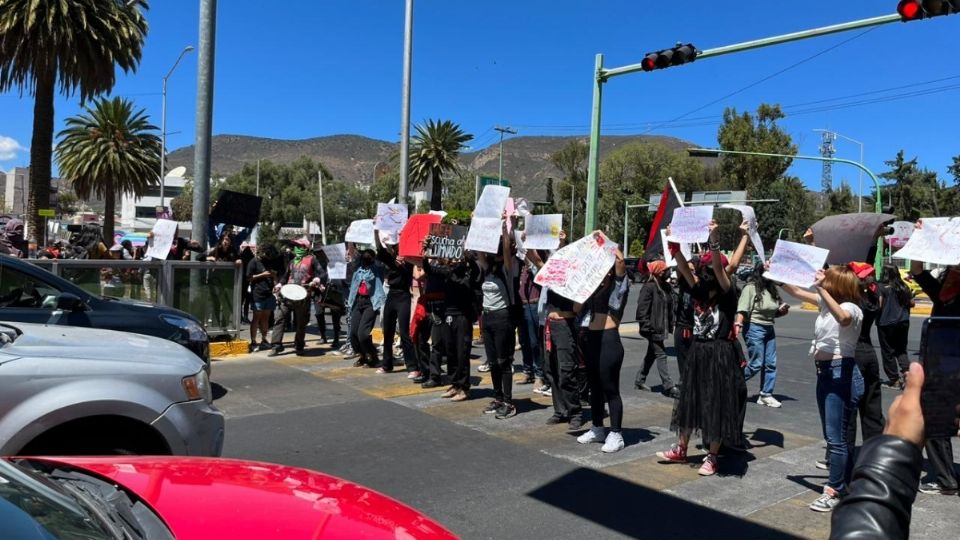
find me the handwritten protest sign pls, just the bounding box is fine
[475,185,510,218]
[523,214,562,250]
[145,219,178,260]
[345,219,375,244]
[425,223,468,259]
[885,221,914,249]
[398,214,442,258]
[893,218,960,266]
[465,217,502,253]
[534,232,618,303]
[374,203,408,233]
[764,240,830,288]
[322,243,348,280]
[667,206,714,243]
[209,190,262,228]
[721,204,765,262]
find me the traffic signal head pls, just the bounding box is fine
[898,0,960,20]
[640,43,698,72]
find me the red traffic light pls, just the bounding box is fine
[640,44,698,72]
[641,53,658,72]
[898,0,922,20]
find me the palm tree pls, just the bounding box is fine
[0,0,148,241]
[56,97,160,242]
[409,119,472,211]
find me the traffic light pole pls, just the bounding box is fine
[583,12,902,236]
[689,147,885,270]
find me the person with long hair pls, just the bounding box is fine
[845,262,885,446]
[374,233,416,374]
[577,235,630,453]
[246,244,279,352]
[656,222,745,476]
[479,224,518,418]
[876,264,913,389]
[780,266,865,512]
[634,259,678,398]
[346,249,386,368]
[737,262,790,408]
[909,219,960,497]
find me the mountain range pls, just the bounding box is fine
[165,133,696,199]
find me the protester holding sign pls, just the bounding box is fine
[576,235,630,453]
[657,222,745,477]
[780,266,865,512]
[876,265,914,389]
[347,249,386,368]
[846,262,886,447]
[736,262,789,409]
[478,220,520,419]
[313,246,345,348]
[374,233,416,374]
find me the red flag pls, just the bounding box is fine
[644,181,682,261]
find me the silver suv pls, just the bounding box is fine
[0,322,224,456]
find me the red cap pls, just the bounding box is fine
[699,251,729,268]
[847,261,875,280]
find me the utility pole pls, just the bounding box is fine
[318,170,327,245]
[398,0,414,202]
[495,126,517,184]
[159,45,194,210]
[192,0,217,253]
[255,159,260,197]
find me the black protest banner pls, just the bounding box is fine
[209,190,263,228]
[425,223,468,259]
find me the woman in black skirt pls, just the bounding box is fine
[656,222,745,476]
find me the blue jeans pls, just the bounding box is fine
[816,358,864,491]
[518,303,544,378]
[742,323,777,395]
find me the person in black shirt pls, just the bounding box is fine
[246,244,279,352]
[876,264,913,388]
[312,247,344,347]
[635,259,678,398]
[374,233,416,374]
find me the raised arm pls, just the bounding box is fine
[670,226,696,289]
[708,221,732,292]
[725,220,751,274]
[502,217,513,272]
[781,283,819,305]
[814,270,854,327]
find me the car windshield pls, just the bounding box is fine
[0,459,113,539]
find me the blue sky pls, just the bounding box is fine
[1,0,958,198]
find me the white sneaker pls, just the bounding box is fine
[601,431,625,453]
[757,395,782,408]
[577,426,605,444]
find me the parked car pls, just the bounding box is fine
[1,456,457,539]
[0,321,223,457]
[0,254,210,370]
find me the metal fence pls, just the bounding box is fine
[29,259,243,335]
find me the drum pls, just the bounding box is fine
[279,284,308,302]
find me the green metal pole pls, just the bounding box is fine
[690,148,885,269]
[585,54,604,236]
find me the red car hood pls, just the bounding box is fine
[32,456,457,540]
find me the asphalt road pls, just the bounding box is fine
[210,293,960,540]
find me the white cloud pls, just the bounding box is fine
[0,135,27,161]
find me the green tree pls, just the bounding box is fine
[544,176,557,214]
[717,104,796,193]
[55,96,160,242]
[827,183,857,215]
[171,179,194,222]
[879,150,942,221]
[408,119,473,211]
[55,189,79,217]
[0,0,149,240]
[550,140,589,239]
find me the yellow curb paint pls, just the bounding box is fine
[363,383,451,399]
[274,355,346,367]
[210,340,252,358]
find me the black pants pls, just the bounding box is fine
[545,318,582,419]
[316,302,343,343]
[483,309,516,403]
[877,321,910,382]
[349,297,379,364]
[382,292,415,371]
[428,310,447,383]
[270,299,309,351]
[415,314,432,376]
[675,325,692,386]
[925,437,959,490]
[445,312,474,390]
[585,328,625,432]
[847,341,885,444]
[635,334,674,391]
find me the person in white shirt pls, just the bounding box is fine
[781,266,865,513]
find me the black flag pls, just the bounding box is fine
[644,181,682,261]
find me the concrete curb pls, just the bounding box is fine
[799,302,932,316]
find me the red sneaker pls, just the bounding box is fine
[698,454,719,476]
[656,444,688,463]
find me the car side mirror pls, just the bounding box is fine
[56,293,85,312]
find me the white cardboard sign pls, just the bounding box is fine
[721,204,765,262]
[667,206,714,244]
[533,232,618,304]
[764,240,830,288]
[475,185,511,218]
[321,243,348,280]
[893,218,960,266]
[523,214,563,250]
[345,219,375,244]
[145,219,178,260]
[374,203,408,234]
[464,217,502,254]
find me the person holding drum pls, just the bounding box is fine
[347,249,386,368]
[269,238,326,357]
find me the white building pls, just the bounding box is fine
[0,166,61,218]
[120,174,191,233]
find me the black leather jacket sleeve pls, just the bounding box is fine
[830,435,922,540]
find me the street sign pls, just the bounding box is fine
[479,176,510,188]
[37,209,55,217]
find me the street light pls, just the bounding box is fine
[688,147,884,270]
[814,129,865,212]
[159,45,195,210]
